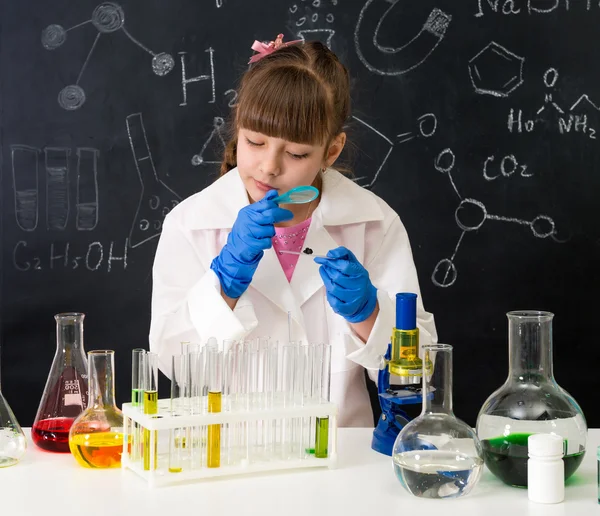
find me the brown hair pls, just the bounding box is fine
[220,41,350,175]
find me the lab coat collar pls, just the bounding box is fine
[188,167,385,229]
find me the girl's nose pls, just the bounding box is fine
[260,154,282,177]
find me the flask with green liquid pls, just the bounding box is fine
[476,311,587,487]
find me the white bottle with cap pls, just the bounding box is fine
[528,433,565,504]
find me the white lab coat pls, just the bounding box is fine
[149,168,437,427]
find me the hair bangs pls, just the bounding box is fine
[236,65,332,146]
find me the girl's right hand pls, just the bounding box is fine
[210,190,293,299]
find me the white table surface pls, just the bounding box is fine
[1,428,598,515]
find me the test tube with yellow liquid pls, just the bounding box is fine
[207,348,222,468]
[143,352,158,471]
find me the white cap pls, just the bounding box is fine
[528,434,564,458]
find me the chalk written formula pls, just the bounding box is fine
[13,239,129,272]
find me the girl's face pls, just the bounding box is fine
[236,128,343,202]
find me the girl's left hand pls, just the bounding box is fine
[314,247,378,323]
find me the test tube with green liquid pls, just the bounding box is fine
[143,352,158,471]
[315,344,332,459]
[132,348,145,407]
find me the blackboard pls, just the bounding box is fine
[2,0,599,428]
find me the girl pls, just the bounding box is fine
[149,36,437,427]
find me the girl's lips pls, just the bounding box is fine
[254,179,273,192]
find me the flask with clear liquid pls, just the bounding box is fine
[392,344,484,499]
[0,358,27,466]
[32,313,88,452]
[69,350,126,468]
[476,311,587,487]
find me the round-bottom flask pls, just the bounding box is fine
[393,344,483,499]
[476,311,587,488]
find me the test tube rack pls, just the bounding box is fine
[122,398,338,487]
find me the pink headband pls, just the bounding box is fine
[248,33,302,64]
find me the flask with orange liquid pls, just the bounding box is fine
[69,350,126,468]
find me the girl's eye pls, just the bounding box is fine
[288,152,309,160]
[245,137,262,147]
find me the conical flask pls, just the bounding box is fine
[392,344,484,499]
[0,359,27,467]
[69,350,126,468]
[32,313,88,452]
[476,311,587,487]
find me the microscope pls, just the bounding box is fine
[371,293,429,456]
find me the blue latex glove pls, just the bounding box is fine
[210,190,293,298]
[314,246,378,323]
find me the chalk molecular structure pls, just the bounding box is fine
[351,113,438,189]
[42,2,175,110]
[431,148,559,288]
[469,41,524,98]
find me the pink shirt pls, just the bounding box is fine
[272,218,312,282]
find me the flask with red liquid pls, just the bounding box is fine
[32,313,88,452]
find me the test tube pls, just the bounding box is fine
[248,349,259,461]
[257,339,270,459]
[293,343,305,456]
[143,352,159,471]
[169,354,186,473]
[239,341,249,465]
[131,348,146,407]
[184,352,194,461]
[207,348,222,468]
[298,343,313,458]
[315,344,332,459]
[180,341,190,355]
[281,344,295,459]
[222,340,236,465]
[222,340,237,412]
[302,344,317,454]
[268,341,279,458]
[131,349,145,463]
[188,342,201,355]
[189,349,205,469]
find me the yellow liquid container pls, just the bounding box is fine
[68,350,125,469]
[70,432,125,468]
[143,390,158,471]
[207,391,221,468]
